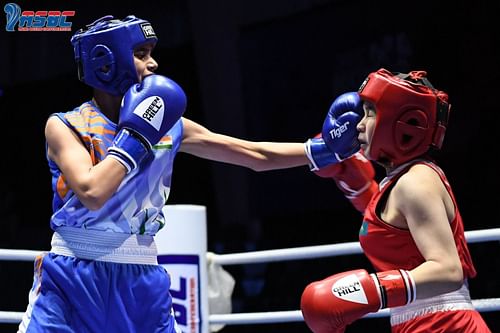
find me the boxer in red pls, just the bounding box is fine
[301,69,491,332]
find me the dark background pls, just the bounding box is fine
[1,0,499,332]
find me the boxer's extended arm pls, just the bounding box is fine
[180,118,309,171]
[45,116,126,210]
[180,92,363,171]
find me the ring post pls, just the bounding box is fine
[156,205,209,333]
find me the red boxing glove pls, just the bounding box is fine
[301,269,416,333]
[314,149,378,213]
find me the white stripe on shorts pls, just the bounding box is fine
[390,283,475,326]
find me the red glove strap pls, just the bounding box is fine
[345,179,378,213]
[372,269,416,309]
[312,150,377,213]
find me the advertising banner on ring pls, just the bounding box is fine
[156,205,209,333]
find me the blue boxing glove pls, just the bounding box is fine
[305,92,363,170]
[322,92,363,157]
[108,75,187,173]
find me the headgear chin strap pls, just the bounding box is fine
[358,68,450,166]
[71,15,158,96]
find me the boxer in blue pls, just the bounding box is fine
[17,15,376,333]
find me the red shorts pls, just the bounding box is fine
[391,309,491,333]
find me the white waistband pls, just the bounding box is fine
[390,283,475,326]
[50,226,158,265]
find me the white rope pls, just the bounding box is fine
[209,241,362,265]
[210,310,304,325]
[0,249,44,262]
[2,298,499,325]
[209,308,391,325]
[210,228,500,266]
[0,311,23,324]
[464,228,500,243]
[209,298,500,325]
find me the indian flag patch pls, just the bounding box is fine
[153,136,173,150]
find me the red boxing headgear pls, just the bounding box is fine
[358,68,450,166]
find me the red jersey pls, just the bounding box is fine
[359,160,476,278]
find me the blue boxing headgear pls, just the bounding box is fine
[71,15,158,95]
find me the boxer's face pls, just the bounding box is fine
[357,101,376,160]
[134,42,158,82]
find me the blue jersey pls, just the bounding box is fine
[47,99,183,235]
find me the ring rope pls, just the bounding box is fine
[208,241,362,266]
[210,228,500,266]
[0,311,22,324]
[208,298,500,325]
[0,249,42,262]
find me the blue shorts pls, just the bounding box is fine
[18,252,179,333]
